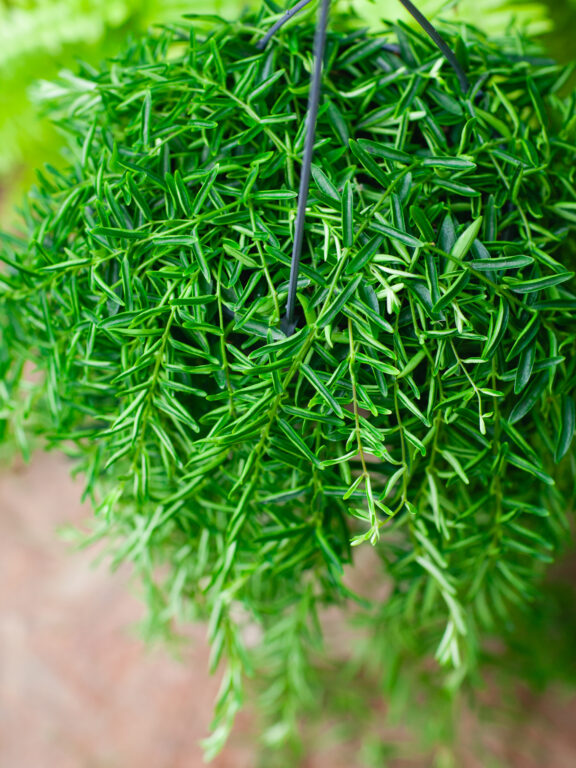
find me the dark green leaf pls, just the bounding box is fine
[311,164,340,200]
[345,235,383,275]
[470,255,534,271]
[507,272,574,294]
[555,396,575,462]
[349,139,389,187]
[509,373,548,424]
[317,274,363,328]
[371,222,423,248]
[342,180,354,248]
[514,345,535,394]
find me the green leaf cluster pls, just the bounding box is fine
[0,0,245,216]
[0,0,562,223]
[2,11,576,758]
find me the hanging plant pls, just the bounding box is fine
[1,6,576,758]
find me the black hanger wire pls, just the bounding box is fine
[257,0,469,335]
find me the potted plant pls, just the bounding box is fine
[1,4,575,760]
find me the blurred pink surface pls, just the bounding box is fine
[0,454,253,768]
[1,453,576,768]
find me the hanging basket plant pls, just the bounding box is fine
[2,5,576,757]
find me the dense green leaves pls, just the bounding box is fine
[1,11,576,760]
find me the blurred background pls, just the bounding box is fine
[3,455,576,767]
[1,1,576,766]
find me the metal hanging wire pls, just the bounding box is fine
[257,0,469,334]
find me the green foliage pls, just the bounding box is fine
[0,0,559,223]
[2,10,576,760]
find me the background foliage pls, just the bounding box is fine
[0,0,233,212]
[2,10,576,763]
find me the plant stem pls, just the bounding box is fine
[348,317,369,480]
